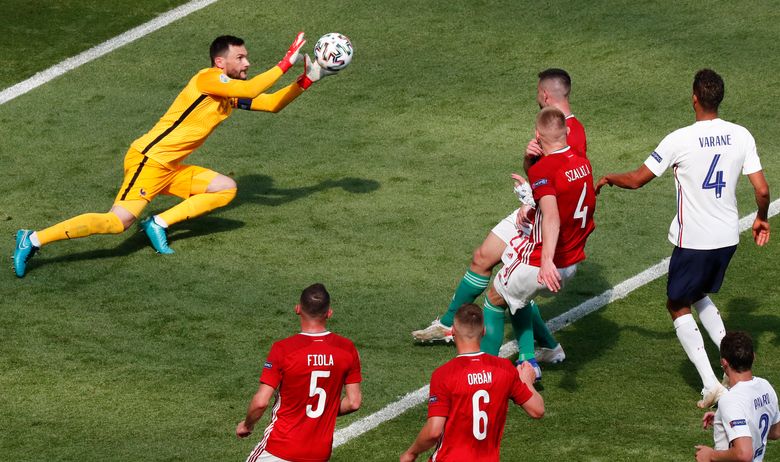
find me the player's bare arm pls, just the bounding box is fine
[747,170,771,246]
[595,164,656,195]
[769,421,780,441]
[236,383,276,438]
[700,411,716,429]
[338,382,362,416]
[517,363,545,418]
[694,437,753,462]
[537,195,561,292]
[400,416,446,462]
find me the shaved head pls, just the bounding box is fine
[453,303,484,340]
[536,106,567,147]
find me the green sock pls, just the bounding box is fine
[479,300,505,356]
[510,304,535,361]
[440,270,490,327]
[530,300,558,349]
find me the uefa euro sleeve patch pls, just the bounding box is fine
[650,151,663,162]
[729,419,747,427]
[264,361,273,369]
[532,178,548,189]
[219,74,231,83]
[428,396,438,403]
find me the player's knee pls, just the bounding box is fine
[108,209,135,231]
[471,246,500,274]
[215,187,237,207]
[207,174,237,193]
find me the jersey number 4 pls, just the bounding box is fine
[702,154,726,198]
[573,182,589,229]
[306,370,331,418]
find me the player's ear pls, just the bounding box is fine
[720,358,728,370]
[295,304,302,315]
[326,308,333,319]
[214,55,226,69]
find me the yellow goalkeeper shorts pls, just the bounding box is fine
[113,148,219,217]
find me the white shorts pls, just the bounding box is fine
[491,208,532,244]
[247,449,293,462]
[494,260,578,314]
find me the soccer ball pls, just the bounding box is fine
[314,33,353,72]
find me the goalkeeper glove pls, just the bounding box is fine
[277,32,306,73]
[297,54,336,90]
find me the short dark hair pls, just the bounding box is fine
[720,331,754,373]
[538,68,571,96]
[693,69,724,112]
[300,283,331,318]
[210,35,244,66]
[454,303,483,337]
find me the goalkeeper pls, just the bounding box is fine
[14,33,332,277]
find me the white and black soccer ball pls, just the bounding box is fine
[314,33,353,72]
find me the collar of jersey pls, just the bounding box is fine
[299,331,331,337]
[457,351,485,357]
[550,145,571,155]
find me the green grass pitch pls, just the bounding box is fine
[1,0,779,460]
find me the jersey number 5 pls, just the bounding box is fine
[472,390,490,440]
[306,370,331,418]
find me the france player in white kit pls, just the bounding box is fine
[696,331,780,462]
[596,69,771,408]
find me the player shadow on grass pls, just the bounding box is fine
[230,174,380,208]
[32,216,244,267]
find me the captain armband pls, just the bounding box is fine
[235,98,253,110]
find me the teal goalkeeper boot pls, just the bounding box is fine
[13,229,39,277]
[140,217,174,254]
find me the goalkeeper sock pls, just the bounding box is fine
[157,188,236,227]
[479,299,505,356]
[693,296,726,347]
[36,212,124,246]
[440,270,490,327]
[510,303,536,361]
[530,300,558,349]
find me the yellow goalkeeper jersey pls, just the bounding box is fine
[131,65,299,168]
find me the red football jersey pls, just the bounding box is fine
[248,332,361,462]
[508,147,596,268]
[426,352,532,462]
[566,114,587,158]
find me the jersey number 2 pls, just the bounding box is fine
[755,412,770,459]
[702,154,726,198]
[472,390,490,440]
[306,370,331,418]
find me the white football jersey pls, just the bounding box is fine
[644,118,762,249]
[712,377,780,461]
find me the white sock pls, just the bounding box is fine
[153,215,169,228]
[693,296,726,347]
[673,313,719,390]
[29,231,41,248]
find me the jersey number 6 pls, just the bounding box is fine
[472,390,490,440]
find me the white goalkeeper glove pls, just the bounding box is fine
[512,173,536,207]
[297,54,336,90]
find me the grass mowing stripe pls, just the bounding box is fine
[334,198,780,448]
[0,0,219,105]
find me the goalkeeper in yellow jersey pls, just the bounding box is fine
[13,33,333,277]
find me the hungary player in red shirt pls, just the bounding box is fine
[482,106,596,378]
[412,69,586,367]
[236,284,362,462]
[401,304,544,462]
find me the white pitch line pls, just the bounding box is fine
[333,198,780,447]
[0,0,219,106]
